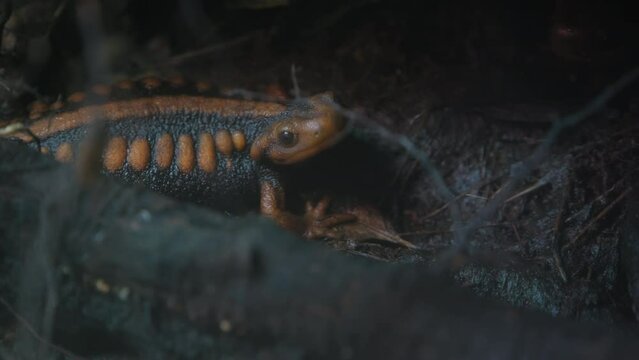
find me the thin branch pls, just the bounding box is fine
[424,174,504,219]
[565,177,625,223]
[0,296,84,360]
[35,203,59,358]
[334,105,464,247]
[511,223,522,244]
[458,67,639,250]
[562,187,633,250]
[552,173,572,283]
[167,31,260,65]
[504,177,548,203]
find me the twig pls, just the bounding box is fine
[552,174,572,283]
[0,79,11,92]
[414,192,487,218]
[222,88,288,103]
[564,177,625,223]
[424,174,504,219]
[53,0,70,19]
[504,178,547,203]
[0,296,84,360]
[167,31,259,65]
[562,187,633,250]
[511,223,522,244]
[400,223,513,237]
[358,223,419,249]
[421,193,467,221]
[0,78,39,98]
[36,205,59,358]
[464,194,488,200]
[400,229,451,236]
[345,250,391,262]
[458,67,639,251]
[75,0,109,83]
[334,105,465,247]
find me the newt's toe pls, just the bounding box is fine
[303,197,357,239]
[304,199,417,249]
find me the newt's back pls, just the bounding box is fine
[1,78,346,212]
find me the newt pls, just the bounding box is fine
[0,77,353,236]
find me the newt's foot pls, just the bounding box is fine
[304,197,417,249]
[303,197,357,239]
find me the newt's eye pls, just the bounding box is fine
[278,129,298,148]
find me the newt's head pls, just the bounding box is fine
[250,93,346,165]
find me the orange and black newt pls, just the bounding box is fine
[0,77,351,236]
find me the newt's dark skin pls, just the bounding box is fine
[1,77,351,236]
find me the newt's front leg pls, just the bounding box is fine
[259,180,356,238]
[259,180,305,234]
